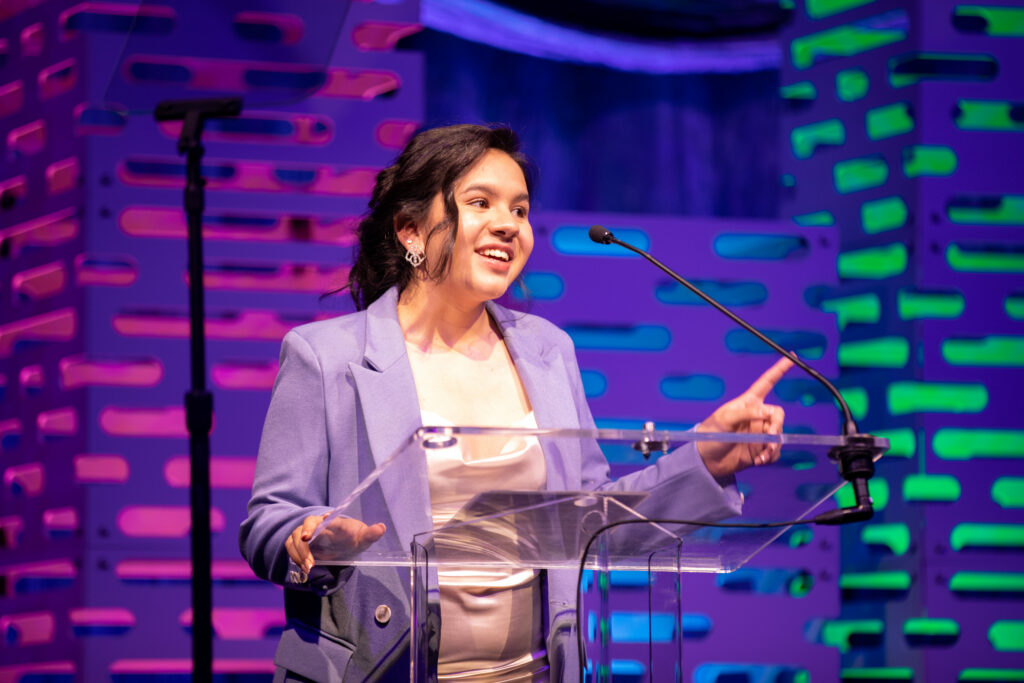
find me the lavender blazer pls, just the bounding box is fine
[239,287,742,682]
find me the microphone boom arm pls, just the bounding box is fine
[587,224,884,526]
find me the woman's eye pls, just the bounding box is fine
[513,207,528,218]
[469,199,487,208]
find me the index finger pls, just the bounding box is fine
[745,356,795,400]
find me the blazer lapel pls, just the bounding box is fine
[350,289,431,552]
[488,302,579,490]
[349,294,584,548]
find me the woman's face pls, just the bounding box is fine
[416,149,533,306]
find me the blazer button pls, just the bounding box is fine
[374,604,392,626]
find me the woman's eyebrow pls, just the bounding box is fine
[459,184,530,204]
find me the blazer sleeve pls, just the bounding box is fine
[563,331,744,522]
[239,329,338,586]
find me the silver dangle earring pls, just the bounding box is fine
[405,241,425,268]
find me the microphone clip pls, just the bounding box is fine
[632,421,672,460]
[814,434,887,525]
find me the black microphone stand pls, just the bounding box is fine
[154,97,243,682]
[588,225,884,525]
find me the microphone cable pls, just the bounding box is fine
[574,514,821,681]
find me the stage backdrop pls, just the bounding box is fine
[1,0,1021,681]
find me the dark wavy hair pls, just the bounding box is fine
[347,124,535,310]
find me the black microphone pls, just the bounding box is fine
[588,224,614,244]
[588,224,883,525]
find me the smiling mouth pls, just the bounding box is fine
[478,248,511,262]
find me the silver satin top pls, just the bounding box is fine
[422,411,550,682]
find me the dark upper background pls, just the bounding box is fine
[401,0,792,217]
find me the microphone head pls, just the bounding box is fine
[589,224,613,244]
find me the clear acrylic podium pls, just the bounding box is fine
[302,425,884,681]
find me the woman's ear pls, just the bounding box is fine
[394,213,420,251]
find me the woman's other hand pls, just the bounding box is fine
[696,357,794,478]
[285,514,387,572]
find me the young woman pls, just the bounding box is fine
[240,124,790,682]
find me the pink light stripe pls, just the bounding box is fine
[74,253,139,286]
[179,607,286,640]
[99,406,189,437]
[73,454,129,483]
[116,505,226,538]
[37,406,77,437]
[46,157,79,195]
[120,206,358,244]
[0,611,55,645]
[61,354,161,388]
[3,462,44,496]
[211,361,278,390]
[12,261,66,300]
[164,455,256,488]
[38,57,77,99]
[0,307,76,357]
[42,507,78,532]
[108,659,274,674]
[115,559,260,581]
[118,157,378,196]
[352,21,422,50]
[69,607,135,627]
[0,661,74,683]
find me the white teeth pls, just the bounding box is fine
[480,249,510,261]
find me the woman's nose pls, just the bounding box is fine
[490,209,519,236]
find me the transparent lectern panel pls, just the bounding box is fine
[304,426,885,575]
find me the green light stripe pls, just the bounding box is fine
[807,0,877,19]
[934,428,1024,459]
[898,289,965,319]
[943,336,1024,365]
[904,618,959,637]
[992,478,1024,508]
[956,100,1024,132]
[789,527,814,548]
[834,156,890,193]
[836,68,870,101]
[867,102,914,140]
[860,523,910,555]
[793,210,835,227]
[841,668,913,681]
[949,195,1024,225]
[948,244,1024,272]
[820,293,881,329]
[955,6,1024,36]
[959,670,1024,682]
[887,381,988,415]
[840,571,911,590]
[873,428,915,457]
[950,523,1024,550]
[792,119,846,159]
[889,52,998,87]
[903,473,961,502]
[791,16,907,70]
[839,336,909,368]
[903,145,957,177]
[1007,294,1024,319]
[839,243,908,279]
[836,477,888,510]
[839,387,868,420]
[822,619,884,653]
[949,572,1024,592]
[989,621,1024,652]
[781,81,817,100]
[862,196,908,233]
